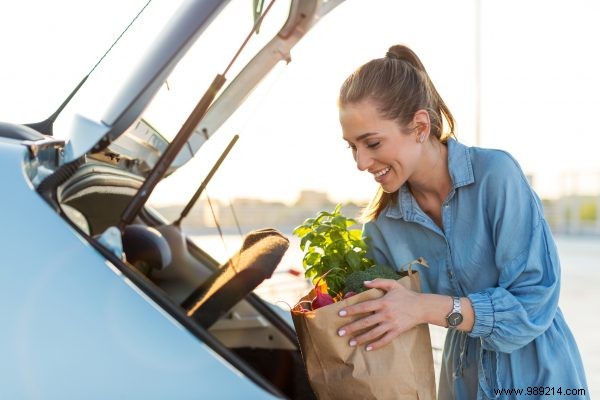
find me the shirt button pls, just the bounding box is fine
[447,270,454,279]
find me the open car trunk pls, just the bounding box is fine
[3,0,347,397]
[57,161,315,399]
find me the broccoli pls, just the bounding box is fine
[343,264,407,295]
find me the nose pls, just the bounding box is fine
[354,148,372,171]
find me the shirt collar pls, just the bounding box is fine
[386,138,474,220]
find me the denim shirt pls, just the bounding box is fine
[363,139,589,399]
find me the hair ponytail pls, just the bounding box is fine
[339,44,456,221]
[384,45,455,141]
[386,45,426,71]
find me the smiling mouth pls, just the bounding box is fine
[373,167,391,178]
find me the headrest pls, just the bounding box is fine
[226,228,290,274]
[183,228,289,319]
[122,224,172,274]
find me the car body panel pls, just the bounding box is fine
[0,139,275,399]
[180,0,345,165]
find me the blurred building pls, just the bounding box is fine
[156,190,365,234]
[295,190,331,209]
[538,171,600,235]
[156,177,600,237]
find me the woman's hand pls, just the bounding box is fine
[337,278,423,351]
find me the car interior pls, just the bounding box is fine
[56,159,315,399]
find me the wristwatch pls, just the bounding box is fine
[446,296,463,328]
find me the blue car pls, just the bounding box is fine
[0,0,343,398]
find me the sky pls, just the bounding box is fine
[2,0,600,207]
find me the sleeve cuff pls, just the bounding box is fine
[467,291,495,338]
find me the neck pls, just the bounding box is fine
[408,141,451,203]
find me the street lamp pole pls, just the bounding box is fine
[475,0,482,147]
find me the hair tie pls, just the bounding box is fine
[385,51,399,60]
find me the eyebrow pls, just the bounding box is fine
[344,132,377,143]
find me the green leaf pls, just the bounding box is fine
[328,255,341,270]
[348,229,363,240]
[326,239,346,257]
[304,252,321,266]
[315,211,333,223]
[315,223,332,234]
[319,254,329,268]
[292,225,311,238]
[329,229,343,243]
[300,233,313,250]
[333,203,342,214]
[310,235,325,246]
[304,265,316,277]
[346,218,358,228]
[332,215,347,229]
[345,251,362,271]
[362,257,375,268]
[353,241,367,251]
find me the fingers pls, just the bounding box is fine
[337,279,400,318]
[339,319,400,352]
[347,322,388,349]
[338,298,379,317]
[337,312,382,339]
[363,330,398,351]
[336,280,414,351]
[363,278,399,292]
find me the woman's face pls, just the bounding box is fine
[340,99,422,193]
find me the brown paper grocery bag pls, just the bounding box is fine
[291,271,436,400]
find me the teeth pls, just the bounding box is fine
[374,167,390,178]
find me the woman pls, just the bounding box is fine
[336,45,589,399]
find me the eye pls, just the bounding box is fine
[366,140,380,149]
[346,143,357,151]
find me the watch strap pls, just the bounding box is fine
[446,296,463,328]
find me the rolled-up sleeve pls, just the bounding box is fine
[467,153,560,353]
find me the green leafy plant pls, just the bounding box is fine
[292,204,378,297]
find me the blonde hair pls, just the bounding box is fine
[338,45,456,221]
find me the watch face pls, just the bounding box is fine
[447,312,463,327]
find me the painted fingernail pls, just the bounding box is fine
[363,280,372,285]
[349,340,357,347]
[366,345,373,351]
[338,310,347,317]
[338,329,346,337]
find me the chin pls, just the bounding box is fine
[380,183,401,194]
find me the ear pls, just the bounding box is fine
[413,110,431,142]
